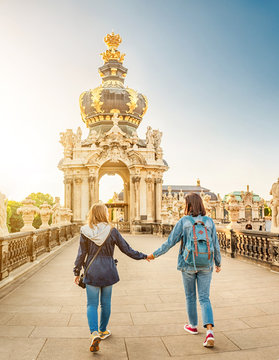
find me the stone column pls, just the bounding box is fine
[130,177,135,222]
[155,178,163,222]
[132,176,141,221]
[64,177,73,209]
[145,177,153,221]
[74,177,82,222]
[88,175,97,208]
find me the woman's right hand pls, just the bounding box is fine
[146,254,155,261]
[74,276,80,285]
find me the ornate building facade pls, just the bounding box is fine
[58,32,168,230]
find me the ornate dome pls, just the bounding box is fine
[79,32,148,136]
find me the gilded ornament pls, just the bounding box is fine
[110,67,117,76]
[141,94,148,117]
[104,32,122,50]
[126,88,138,114]
[90,86,104,113]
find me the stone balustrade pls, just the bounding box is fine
[0,223,80,280]
[216,227,279,271]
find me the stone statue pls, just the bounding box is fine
[146,126,154,148]
[270,178,279,232]
[0,192,9,236]
[106,113,126,137]
[74,127,82,147]
[60,129,74,159]
[152,129,162,149]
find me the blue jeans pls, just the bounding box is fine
[181,269,214,328]
[86,284,112,333]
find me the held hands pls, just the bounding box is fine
[146,254,155,262]
[74,276,80,285]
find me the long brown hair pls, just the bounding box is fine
[87,203,109,228]
[185,193,206,217]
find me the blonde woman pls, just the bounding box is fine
[73,203,147,352]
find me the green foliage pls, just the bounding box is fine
[7,200,24,233]
[6,193,55,232]
[28,192,54,207]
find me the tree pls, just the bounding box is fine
[27,193,54,229]
[7,200,24,233]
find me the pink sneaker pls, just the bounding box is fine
[203,333,215,347]
[184,324,198,334]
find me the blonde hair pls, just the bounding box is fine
[87,203,109,228]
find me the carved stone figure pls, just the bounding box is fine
[270,178,279,232]
[146,126,154,148]
[0,192,9,236]
[74,127,82,147]
[60,129,75,159]
[152,129,162,149]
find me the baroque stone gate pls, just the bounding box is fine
[58,32,168,230]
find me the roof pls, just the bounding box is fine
[223,191,262,203]
[162,185,210,192]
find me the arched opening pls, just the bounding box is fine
[245,205,252,221]
[98,160,130,224]
[99,174,124,222]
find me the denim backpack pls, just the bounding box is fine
[182,216,214,269]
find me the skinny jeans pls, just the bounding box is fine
[85,284,112,333]
[182,268,214,328]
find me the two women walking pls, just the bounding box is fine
[73,193,221,352]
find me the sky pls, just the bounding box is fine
[0,0,278,204]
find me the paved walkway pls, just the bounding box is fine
[1,235,279,360]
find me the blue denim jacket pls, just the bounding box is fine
[153,215,221,271]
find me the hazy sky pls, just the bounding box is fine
[0,0,278,203]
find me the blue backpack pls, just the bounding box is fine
[182,216,214,269]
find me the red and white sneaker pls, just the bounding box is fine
[203,332,215,347]
[184,324,198,335]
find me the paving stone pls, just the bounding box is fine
[162,333,239,356]
[224,327,279,349]
[255,301,279,314]
[112,294,162,305]
[7,313,71,327]
[0,337,46,360]
[0,312,15,324]
[131,310,187,325]
[0,305,61,313]
[145,302,185,312]
[37,337,128,360]
[110,323,186,337]
[213,304,266,320]
[125,337,170,359]
[0,325,34,337]
[31,326,89,338]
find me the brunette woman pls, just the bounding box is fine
[147,193,221,348]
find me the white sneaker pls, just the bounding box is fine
[90,331,101,352]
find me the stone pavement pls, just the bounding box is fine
[1,234,279,360]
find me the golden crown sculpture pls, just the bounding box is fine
[101,32,126,63]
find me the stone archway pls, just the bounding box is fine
[98,160,130,222]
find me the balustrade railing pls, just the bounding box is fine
[0,223,80,280]
[216,227,279,271]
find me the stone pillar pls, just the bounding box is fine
[225,195,241,230]
[132,176,141,221]
[145,177,153,221]
[124,182,129,222]
[130,177,135,222]
[64,177,73,209]
[155,178,163,222]
[88,175,97,208]
[74,177,82,222]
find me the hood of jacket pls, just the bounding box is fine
[80,223,111,246]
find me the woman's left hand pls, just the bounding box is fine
[74,276,80,285]
[146,254,155,261]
